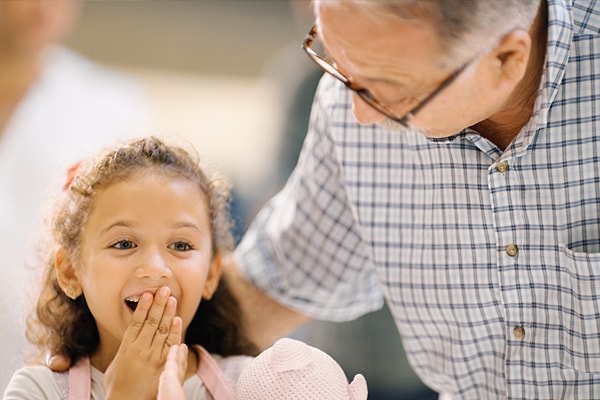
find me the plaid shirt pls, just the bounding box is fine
[236,0,600,398]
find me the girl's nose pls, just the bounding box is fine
[136,250,172,280]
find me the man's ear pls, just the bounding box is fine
[202,251,224,300]
[55,248,82,300]
[491,29,532,84]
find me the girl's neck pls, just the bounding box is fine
[186,345,200,379]
[89,342,119,373]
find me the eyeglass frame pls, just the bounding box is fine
[302,25,478,127]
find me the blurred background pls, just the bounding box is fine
[62,1,436,399]
[64,0,305,213]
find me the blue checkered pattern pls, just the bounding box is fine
[236,0,600,398]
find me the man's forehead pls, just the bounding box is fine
[315,1,439,51]
[315,2,443,80]
[314,0,437,28]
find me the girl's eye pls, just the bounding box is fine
[112,240,136,250]
[170,241,192,252]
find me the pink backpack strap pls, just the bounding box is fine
[194,345,236,400]
[68,357,91,400]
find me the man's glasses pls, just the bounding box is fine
[302,25,476,127]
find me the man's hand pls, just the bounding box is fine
[158,344,188,400]
[104,286,182,399]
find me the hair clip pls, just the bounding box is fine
[63,161,82,191]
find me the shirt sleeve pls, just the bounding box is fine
[235,75,384,322]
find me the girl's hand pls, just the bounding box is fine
[104,286,183,399]
[158,344,188,400]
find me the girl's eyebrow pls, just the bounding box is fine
[100,221,133,235]
[173,222,205,233]
[100,221,206,235]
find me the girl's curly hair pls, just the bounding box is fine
[27,136,258,365]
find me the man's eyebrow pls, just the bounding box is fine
[321,41,413,90]
[323,52,408,87]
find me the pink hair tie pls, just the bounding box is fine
[63,161,82,191]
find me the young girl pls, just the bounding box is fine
[3,136,258,399]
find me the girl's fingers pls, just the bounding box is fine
[174,343,188,382]
[166,343,187,377]
[165,316,183,348]
[151,295,178,348]
[121,286,180,361]
[137,286,171,343]
[158,344,188,400]
[122,291,153,343]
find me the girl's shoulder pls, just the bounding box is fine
[3,361,105,400]
[183,349,254,399]
[3,365,64,399]
[213,354,255,385]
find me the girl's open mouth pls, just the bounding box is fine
[124,297,139,311]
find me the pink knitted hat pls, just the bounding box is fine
[235,338,368,400]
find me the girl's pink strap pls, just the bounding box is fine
[68,357,91,400]
[66,347,235,400]
[194,345,236,400]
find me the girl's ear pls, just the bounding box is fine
[202,251,224,301]
[55,248,83,300]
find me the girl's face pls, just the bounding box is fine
[68,172,219,360]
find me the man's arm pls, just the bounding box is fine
[224,256,311,351]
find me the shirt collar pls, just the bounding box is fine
[436,0,573,156]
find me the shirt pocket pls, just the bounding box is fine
[559,243,600,373]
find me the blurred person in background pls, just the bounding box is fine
[0,0,152,391]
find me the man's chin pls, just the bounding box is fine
[376,118,413,133]
[377,118,458,139]
[377,118,427,135]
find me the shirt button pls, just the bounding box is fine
[496,161,509,173]
[505,244,519,257]
[513,326,525,339]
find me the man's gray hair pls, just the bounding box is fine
[314,0,542,67]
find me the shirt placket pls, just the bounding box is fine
[488,155,534,397]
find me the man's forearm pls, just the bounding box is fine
[224,256,311,350]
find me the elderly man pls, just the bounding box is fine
[232,0,600,398]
